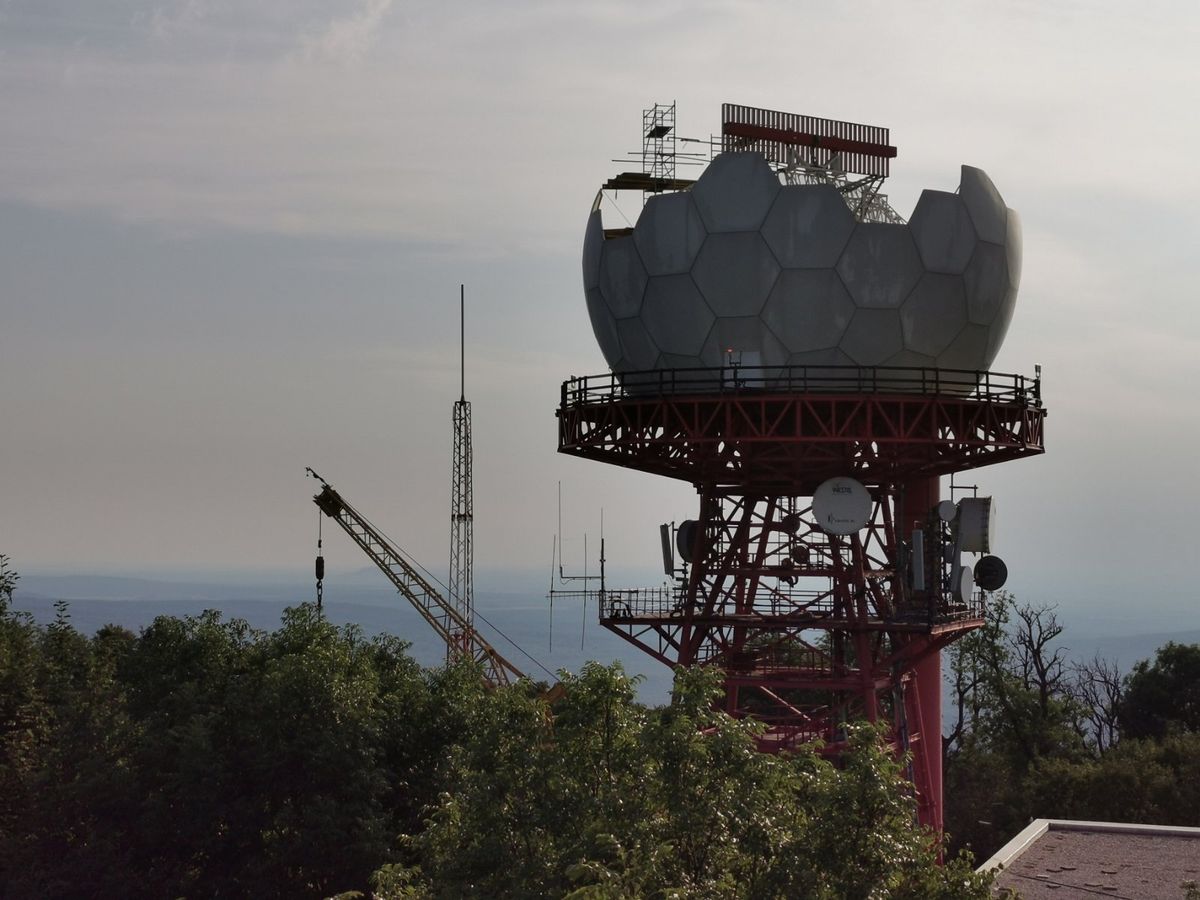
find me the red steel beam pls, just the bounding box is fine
[723,121,897,159]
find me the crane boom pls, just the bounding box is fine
[307,470,524,687]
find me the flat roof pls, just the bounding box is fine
[981,819,1200,898]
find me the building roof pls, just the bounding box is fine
[980,819,1200,898]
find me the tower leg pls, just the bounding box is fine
[899,477,943,832]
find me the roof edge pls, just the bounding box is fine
[979,818,1200,873]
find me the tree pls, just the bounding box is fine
[391,664,995,899]
[0,555,17,611]
[1118,642,1200,740]
[1069,654,1123,754]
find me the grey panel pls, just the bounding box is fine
[786,347,856,367]
[598,235,649,319]
[936,322,990,371]
[691,152,781,233]
[780,347,858,390]
[836,223,923,309]
[901,273,968,357]
[1005,207,1023,294]
[616,317,660,371]
[987,208,1022,364]
[885,349,937,367]
[691,231,780,317]
[840,308,903,365]
[760,184,855,268]
[761,268,855,352]
[699,316,788,369]
[585,286,622,368]
[642,274,715,356]
[963,241,1010,326]
[659,352,708,375]
[583,209,604,290]
[908,190,977,274]
[960,166,1007,245]
[634,192,707,276]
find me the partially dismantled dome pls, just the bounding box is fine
[582,152,1020,379]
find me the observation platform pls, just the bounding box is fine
[557,364,1045,492]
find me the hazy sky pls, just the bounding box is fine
[3,1,1199,627]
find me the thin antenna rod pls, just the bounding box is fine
[459,284,465,402]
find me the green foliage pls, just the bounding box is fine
[399,664,993,899]
[1118,642,1200,739]
[945,591,1200,863]
[0,575,990,898]
[0,555,18,611]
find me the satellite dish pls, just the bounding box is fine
[974,555,1008,592]
[937,500,958,522]
[958,497,995,553]
[676,519,700,563]
[780,512,802,535]
[954,564,975,603]
[812,477,872,535]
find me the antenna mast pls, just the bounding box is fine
[448,285,474,662]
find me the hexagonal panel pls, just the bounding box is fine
[761,269,856,352]
[884,349,936,367]
[960,166,1007,245]
[836,223,923,309]
[1005,207,1023,294]
[598,235,648,319]
[585,286,621,368]
[780,347,858,390]
[699,316,788,368]
[901,273,968,357]
[691,152,781,233]
[616,317,659,371]
[634,192,707,276]
[839,308,903,365]
[963,241,1010,325]
[760,184,855,268]
[908,190,977,275]
[659,352,712,385]
[583,208,604,290]
[641,274,715,356]
[691,231,780,317]
[936,323,990,371]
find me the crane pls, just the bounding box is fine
[305,467,524,687]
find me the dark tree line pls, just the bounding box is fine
[0,555,990,899]
[944,591,1200,861]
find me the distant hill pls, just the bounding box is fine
[11,572,676,703]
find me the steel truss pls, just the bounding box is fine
[556,366,1045,830]
[312,481,522,687]
[449,397,474,661]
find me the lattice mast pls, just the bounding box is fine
[449,285,474,662]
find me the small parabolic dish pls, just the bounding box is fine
[812,477,873,535]
[958,497,995,553]
[937,500,958,522]
[676,519,700,562]
[955,564,975,604]
[974,555,1008,592]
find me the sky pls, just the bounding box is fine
[2,0,1199,633]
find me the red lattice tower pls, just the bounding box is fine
[557,366,1045,830]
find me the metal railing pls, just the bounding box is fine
[597,584,984,627]
[561,365,1042,409]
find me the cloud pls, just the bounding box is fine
[300,0,393,66]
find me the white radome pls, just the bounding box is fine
[582,152,1021,381]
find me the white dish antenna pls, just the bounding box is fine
[937,499,958,522]
[954,564,975,603]
[958,497,995,553]
[812,477,873,535]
